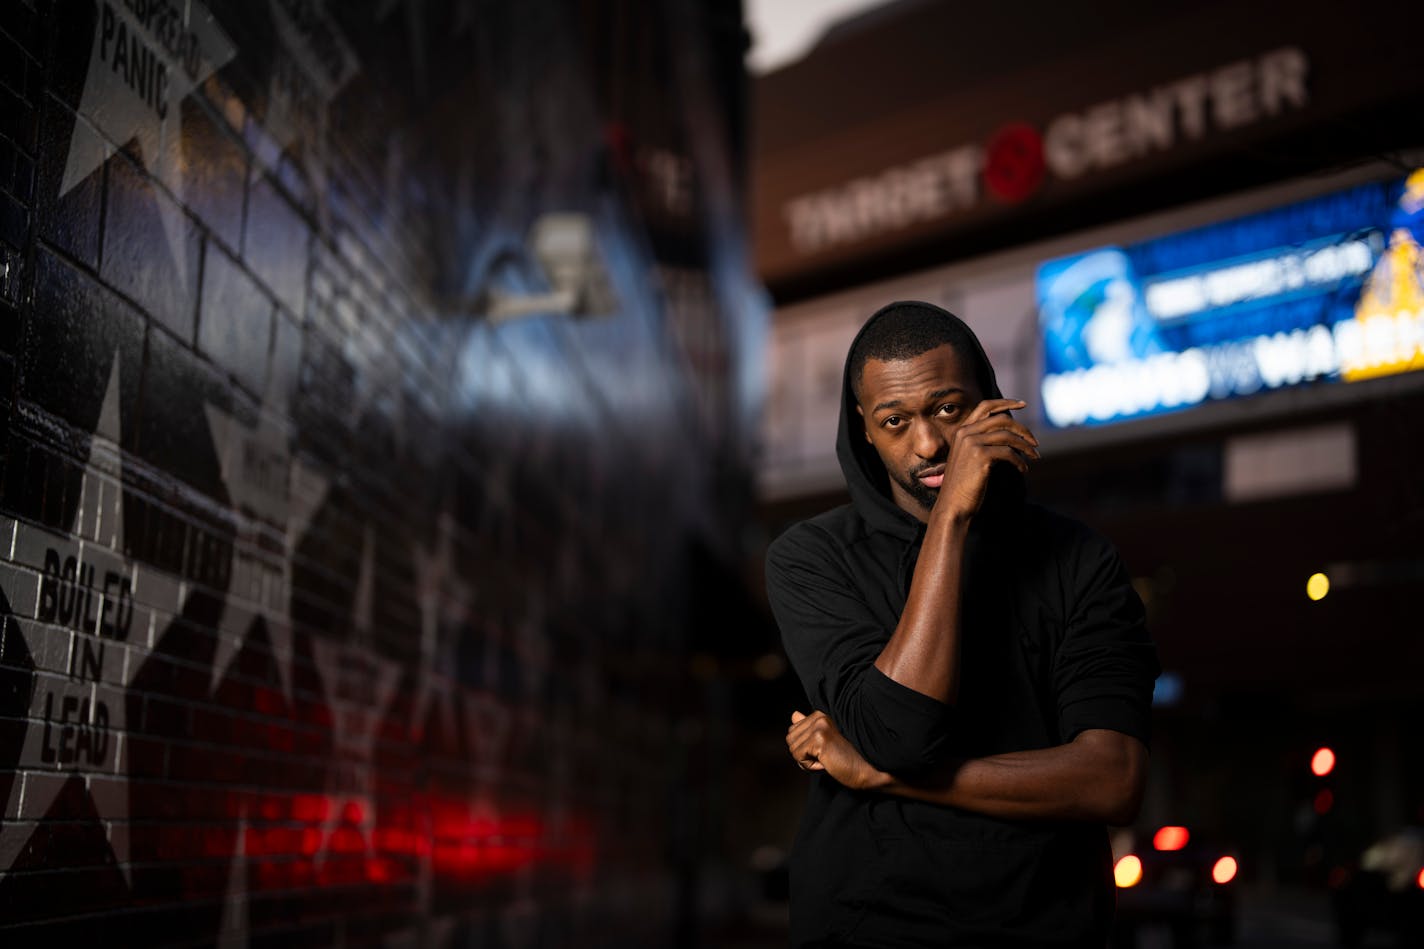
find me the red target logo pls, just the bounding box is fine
[982,123,1045,203]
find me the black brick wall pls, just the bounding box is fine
[0,0,761,943]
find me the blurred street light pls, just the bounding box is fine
[1311,746,1336,777]
[1114,854,1143,888]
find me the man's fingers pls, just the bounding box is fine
[786,710,825,742]
[788,726,824,763]
[962,412,1038,445]
[786,721,813,752]
[786,711,838,773]
[965,428,1041,459]
[792,743,819,771]
[965,398,1027,424]
[788,723,819,752]
[792,737,820,765]
[984,444,1031,473]
[787,718,840,773]
[787,715,815,743]
[968,397,1026,419]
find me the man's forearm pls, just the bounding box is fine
[872,509,971,703]
[868,729,1148,825]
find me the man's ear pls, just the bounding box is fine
[856,403,873,443]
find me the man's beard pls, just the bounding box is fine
[892,465,940,512]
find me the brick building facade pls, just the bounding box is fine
[0,0,761,943]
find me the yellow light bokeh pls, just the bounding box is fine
[1114,854,1143,888]
[1306,572,1330,601]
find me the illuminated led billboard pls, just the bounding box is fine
[1038,169,1424,428]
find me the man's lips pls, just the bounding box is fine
[917,465,945,489]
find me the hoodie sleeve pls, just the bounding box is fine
[1052,526,1160,746]
[766,524,953,776]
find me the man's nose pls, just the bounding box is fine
[912,421,947,459]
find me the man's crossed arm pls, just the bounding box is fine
[787,710,1148,826]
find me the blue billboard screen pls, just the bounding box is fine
[1038,169,1424,428]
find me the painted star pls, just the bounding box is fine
[0,357,188,880]
[461,688,512,792]
[61,0,236,294]
[215,810,249,949]
[203,380,329,700]
[410,511,471,745]
[308,527,402,877]
[259,0,360,218]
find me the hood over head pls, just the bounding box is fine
[836,301,1023,540]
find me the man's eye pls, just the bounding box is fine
[882,416,902,428]
[937,404,961,417]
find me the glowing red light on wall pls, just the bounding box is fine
[292,794,332,822]
[1311,747,1335,777]
[1417,868,1424,890]
[1212,856,1238,884]
[235,791,595,891]
[1153,825,1190,851]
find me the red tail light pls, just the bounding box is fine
[1153,825,1190,851]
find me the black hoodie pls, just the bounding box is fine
[765,302,1159,948]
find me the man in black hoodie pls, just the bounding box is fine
[766,301,1159,948]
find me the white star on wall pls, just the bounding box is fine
[203,383,329,700]
[308,528,401,876]
[410,511,471,745]
[215,809,249,949]
[259,0,360,214]
[0,357,189,881]
[62,0,236,292]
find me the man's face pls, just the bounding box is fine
[856,343,985,519]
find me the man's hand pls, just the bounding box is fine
[787,710,890,791]
[933,398,1038,521]
[787,710,1148,825]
